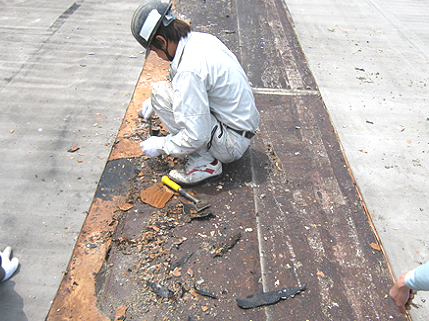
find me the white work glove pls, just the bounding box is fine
[1,246,19,281]
[140,136,164,157]
[138,98,154,121]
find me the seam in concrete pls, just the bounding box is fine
[252,87,320,96]
[1,1,85,91]
[361,0,429,60]
[249,152,270,320]
[49,1,84,31]
[234,0,243,62]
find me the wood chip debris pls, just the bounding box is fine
[212,232,241,258]
[117,203,134,211]
[171,267,181,277]
[68,145,80,153]
[370,242,381,251]
[114,305,128,320]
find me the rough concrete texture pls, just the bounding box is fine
[0,1,144,320]
[284,0,429,319]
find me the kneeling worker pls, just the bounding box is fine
[131,0,260,185]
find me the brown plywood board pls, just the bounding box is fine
[47,197,126,321]
[140,182,175,208]
[108,52,169,161]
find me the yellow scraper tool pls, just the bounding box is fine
[162,176,210,212]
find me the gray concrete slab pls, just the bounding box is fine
[0,1,144,320]
[284,0,429,319]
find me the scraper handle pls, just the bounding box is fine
[162,176,181,192]
[162,176,201,205]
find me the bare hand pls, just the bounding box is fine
[389,271,417,315]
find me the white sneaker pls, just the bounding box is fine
[168,159,222,185]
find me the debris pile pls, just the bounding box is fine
[94,107,305,320]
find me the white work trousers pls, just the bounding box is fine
[151,81,251,168]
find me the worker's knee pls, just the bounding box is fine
[151,81,173,113]
[209,128,251,164]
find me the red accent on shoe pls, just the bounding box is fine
[205,168,214,174]
[187,168,198,175]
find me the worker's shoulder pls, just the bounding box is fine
[187,31,224,49]
[178,32,238,72]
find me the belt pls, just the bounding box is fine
[226,125,255,139]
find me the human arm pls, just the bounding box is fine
[140,71,211,158]
[404,261,429,291]
[389,271,417,315]
[161,71,211,157]
[390,261,429,315]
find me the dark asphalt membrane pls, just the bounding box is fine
[48,0,403,320]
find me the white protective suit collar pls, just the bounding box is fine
[170,32,193,76]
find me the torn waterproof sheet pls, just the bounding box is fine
[236,284,306,309]
[147,281,175,299]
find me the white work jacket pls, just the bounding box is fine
[161,32,260,157]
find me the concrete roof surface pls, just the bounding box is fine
[0,1,143,320]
